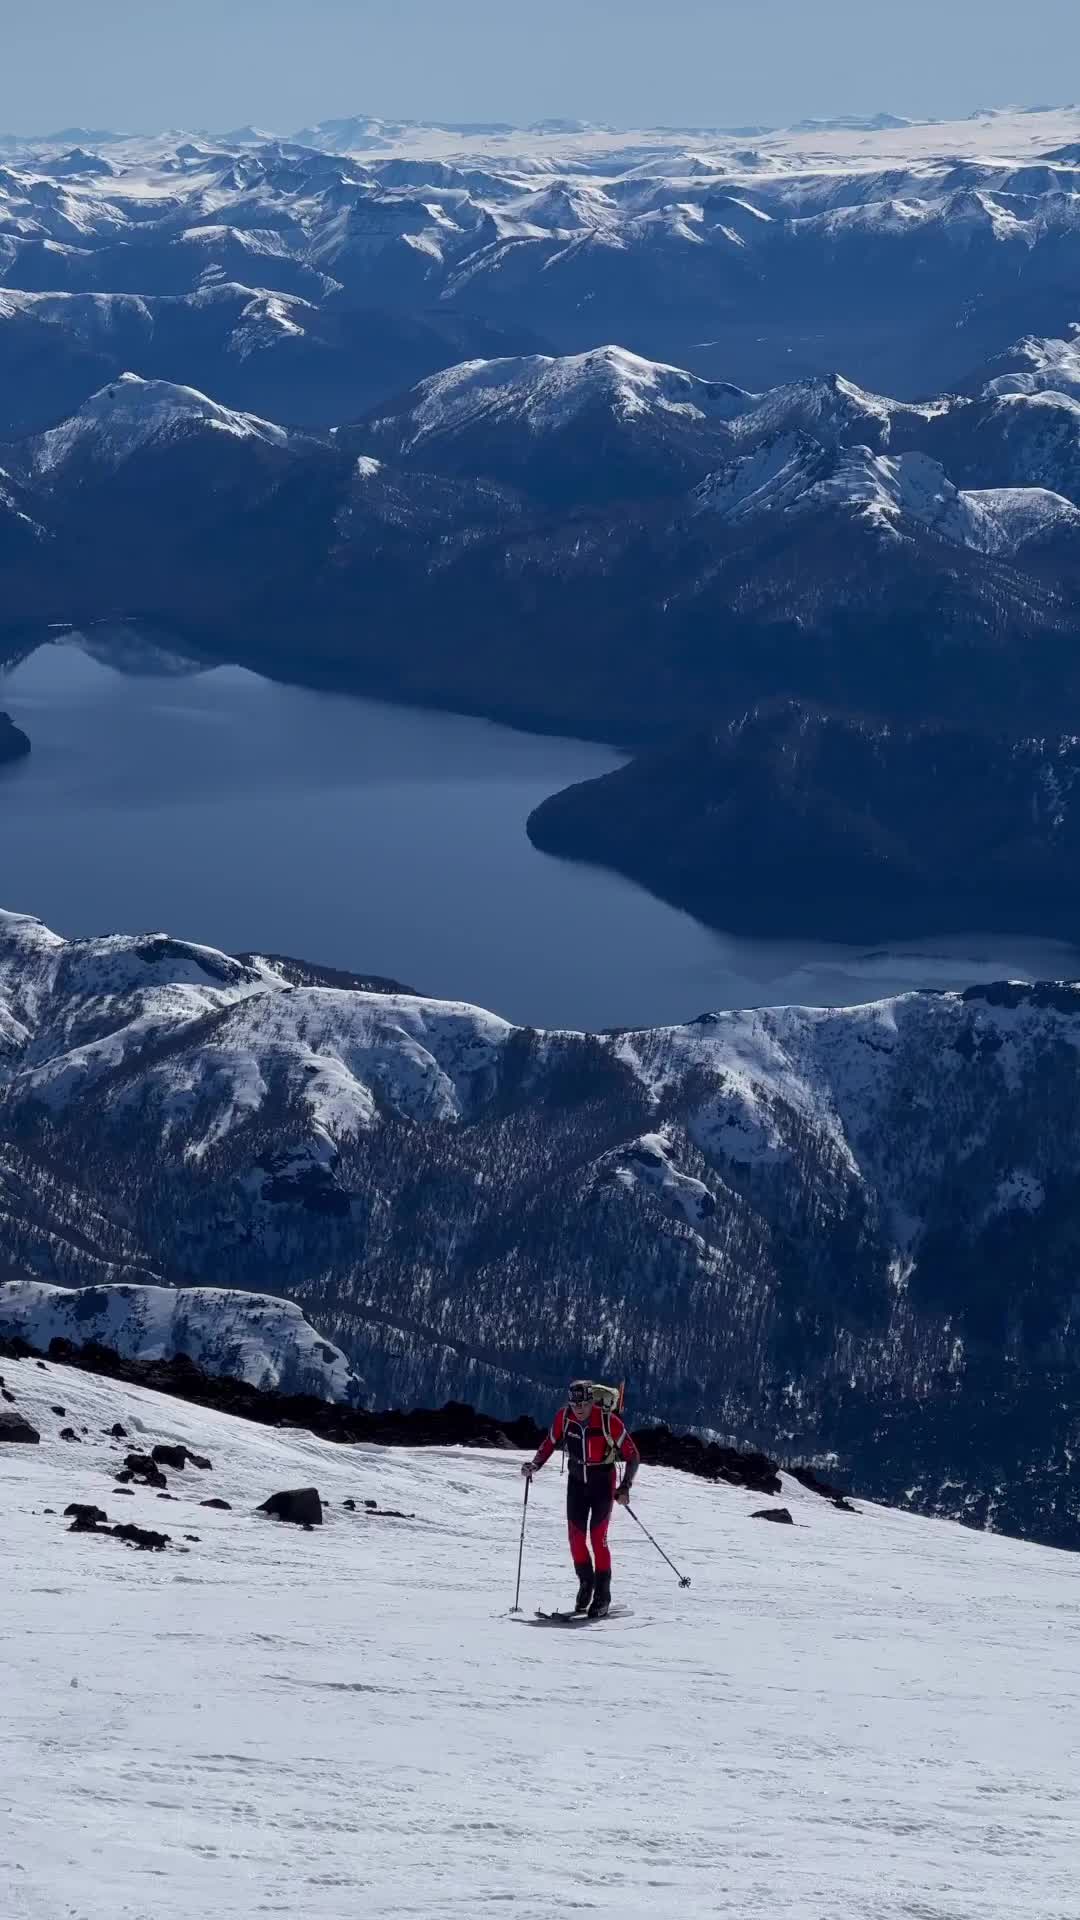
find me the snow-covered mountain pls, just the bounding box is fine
[20,371,290,478]
[0,285,542,436]
[723,371,944,453]
[352,345,751,500]
[981,326,1080,400]
[694,433,1080,554]
[922,386,1080,503]
[0,323,1076,749]
[6,1349,1074,1919]
[0,1279,363,1401]
[2,108,1080,402]
[2,909,1080,1548]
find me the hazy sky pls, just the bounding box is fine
[4,0,1079,135]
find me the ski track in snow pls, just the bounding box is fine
[4,1357,1079,1918]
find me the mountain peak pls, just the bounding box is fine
[27,374,289,475]
[371,345,752,450]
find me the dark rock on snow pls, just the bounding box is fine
[0,1408,40,1443]
[259,1487,323,1527]
[123,1452,168,1487]
[112,1523,170,1551]
[752,1507,794,1524]
[200,1497,231,1510]
[64,1503,108,1528]
[59,1427,81,1442]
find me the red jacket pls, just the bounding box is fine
[533,1402,640,1482]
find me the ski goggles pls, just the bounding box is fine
[568,1381,594,1406]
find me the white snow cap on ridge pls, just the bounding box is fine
[0,1278,365,1403]
[695,433,1080,552]
[29,371,289,474]
[727,370,945,448]
[983,328,1080,400]
[376,345,753,446]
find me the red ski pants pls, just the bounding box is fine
[567,1469,615,1573]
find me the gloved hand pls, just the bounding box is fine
[614,1481,631,1506]
[521,1460,537,1479]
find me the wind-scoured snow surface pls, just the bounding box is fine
[4,1355,1078,1919]
[0,1280,363,1402]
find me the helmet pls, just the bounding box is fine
[568,1380,621,1412]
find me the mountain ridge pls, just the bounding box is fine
[2,908,1080,1547]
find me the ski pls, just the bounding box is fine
[519,1604,633,1626]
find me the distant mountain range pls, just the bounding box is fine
[2,906,1080,1549]
[1,112,1080,952]
[1,337,1079,758]
[1,109,1079,413]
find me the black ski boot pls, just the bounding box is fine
[574,1562,594,1614]
[587,1570,611,1619]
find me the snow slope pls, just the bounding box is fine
[3,1352,1078,1919]
[0,1280,364,1402]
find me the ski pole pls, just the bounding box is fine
[625,1502,691,1588]
[510,1473,530,1613]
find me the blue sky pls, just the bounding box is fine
[4,0,1079,134]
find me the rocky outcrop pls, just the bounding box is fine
[0,1406,40,1442]
[0,1329,789,1497]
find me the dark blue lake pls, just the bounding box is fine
[2,635,1076,1029]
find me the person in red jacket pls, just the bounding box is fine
[522,1380,639,1617]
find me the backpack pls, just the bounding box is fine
[560,1382,624,1470]
[591,1382,622,1414]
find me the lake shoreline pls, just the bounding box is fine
[2,632,1079,1032]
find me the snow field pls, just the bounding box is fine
[4,1355,1079,1919]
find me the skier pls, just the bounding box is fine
[522,1380,639,1618]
